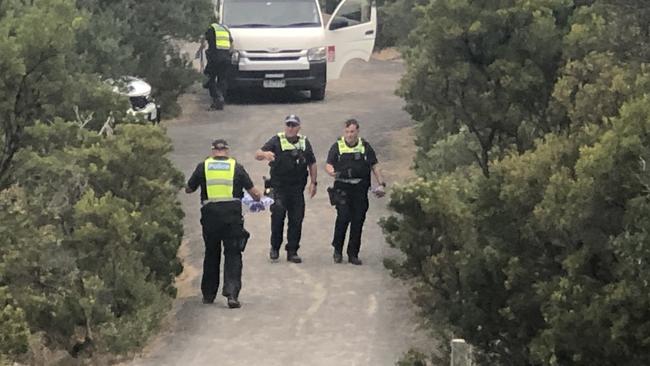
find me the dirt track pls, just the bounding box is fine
[126,55,431,366]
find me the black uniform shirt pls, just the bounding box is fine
[187,156,254,221]
[326,138,378,186]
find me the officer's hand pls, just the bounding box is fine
[373,185,386,198]
[308,182,317,198]
[265,151,276,162]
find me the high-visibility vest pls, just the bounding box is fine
[278,132,306,151]
[211,23,231,50]
[335,137,370,182]
[204,157,236,203]
[337,137,365,155]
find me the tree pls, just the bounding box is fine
[75,0,212,115]
[398,0,572,177]
[0,121,184,360]
[0,0,208,361]
[0,0,213,184]
[376,0,428,49]
[385,0,650,364]
[0,0,122,184]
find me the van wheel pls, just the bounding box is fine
[310,86,326,101]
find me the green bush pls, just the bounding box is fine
[385,0,650,364]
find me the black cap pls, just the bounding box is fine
[211,139,229,149]
[284,114,301,125]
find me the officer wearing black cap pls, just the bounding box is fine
[186,139,261,308]
[325,119,385,265]
[255,115,317,263]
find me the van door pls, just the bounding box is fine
[324,0,376,80]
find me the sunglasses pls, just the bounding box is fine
[286,122,300,127]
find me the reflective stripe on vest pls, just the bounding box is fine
[204,157,236,202]
[211,23,231,50]
[278,132,306,151]
[337,137,365,155]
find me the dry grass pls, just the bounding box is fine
[372,47,402,61]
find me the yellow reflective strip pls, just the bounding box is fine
[206,179,234,186]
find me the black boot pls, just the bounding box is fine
[287,252,302,263]
[333,250,343,263]
[227,296,240,308]
[348,256,362,265]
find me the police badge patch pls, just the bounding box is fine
[208,161,231,171]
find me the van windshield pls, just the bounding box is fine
[223,0,322,28]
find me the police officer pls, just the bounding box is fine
[186,139,261,308]
[325,119,385,265]
[203,22,233,110]
[255,115,317,263]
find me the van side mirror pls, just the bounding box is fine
[329,17,349,30]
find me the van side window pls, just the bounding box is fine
[327,0,372,30]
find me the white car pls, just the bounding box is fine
[112,76,161,123]
[216,0,377,100]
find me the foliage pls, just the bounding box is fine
[398,0,572,177]
[75,0,212,116]
[386,0,650,365]
[0,0,211,184]
[0,0,207,361]
[0,0,124,184]
[375,0,428,49]
[0,287,29,355]
[0,121,184,360]
[396,349,429,366]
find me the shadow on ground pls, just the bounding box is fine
[226,88,318,105]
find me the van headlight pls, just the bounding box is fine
[307,47,326,61]
[231,51,240,64]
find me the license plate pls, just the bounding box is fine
[263,79,286,88]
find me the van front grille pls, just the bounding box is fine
[236,70,313,79]
[247,56,301,61]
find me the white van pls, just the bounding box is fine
[216,0,377,100]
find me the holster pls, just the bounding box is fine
[327,187,348,207]
[238,227,250,252]
[263,176,275,199]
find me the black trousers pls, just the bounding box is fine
[270,188,305,253]
[200,214,242,301]
[205,58,230,103]
[331,183,369,258]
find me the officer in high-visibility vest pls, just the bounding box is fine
[255,115,318,263]
[325,119,386,265]
[186,139,261,308]
[203,22,233,110]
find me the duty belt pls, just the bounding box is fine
[335,178,362,184]
[201,198,241,206]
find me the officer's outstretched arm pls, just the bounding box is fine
[255,149,275,161]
